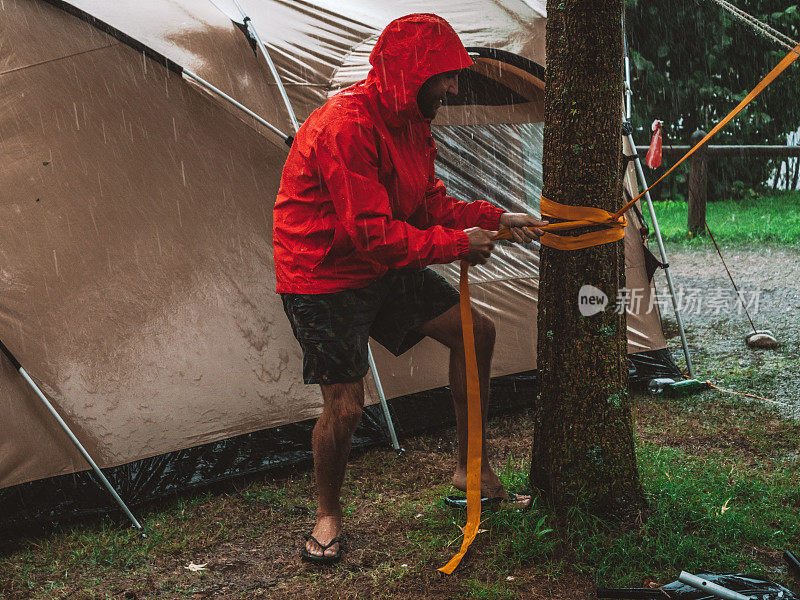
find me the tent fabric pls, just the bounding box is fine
[2,357,680,531]
[28,0,547,134]
[0,370,534,531]
[0,0,674,503]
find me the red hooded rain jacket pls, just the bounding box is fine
[273,13,505,293]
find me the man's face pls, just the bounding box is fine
[416,69,461,120]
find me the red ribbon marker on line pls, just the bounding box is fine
[645,119,663,169]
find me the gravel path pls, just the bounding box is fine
[653,242,800,415]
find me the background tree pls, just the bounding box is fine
[531,0,645,515]
[626,0,800,198]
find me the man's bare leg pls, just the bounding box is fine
[419,304,531,507]
[306,380,365,558]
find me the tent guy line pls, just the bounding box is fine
[705,0,800,55]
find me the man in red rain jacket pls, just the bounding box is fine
[273,13,547,563]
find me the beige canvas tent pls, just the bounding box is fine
[0,0,680,529]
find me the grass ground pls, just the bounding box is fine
[642,190,800,244]
[0,390,798,600]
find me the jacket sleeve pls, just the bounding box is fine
[410,177,506,231]
[315,122,469,268]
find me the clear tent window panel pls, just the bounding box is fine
[432,123,544,216]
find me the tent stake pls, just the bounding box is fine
[0,340,143,531]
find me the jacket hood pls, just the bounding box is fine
[365,14,473,126]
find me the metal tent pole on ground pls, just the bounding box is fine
[367,349,401,451]
[622,31,696,379]
[222,0,402,451]
[0,339,143,531]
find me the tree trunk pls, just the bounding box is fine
[530,0,645,515]
[688,129,708,236]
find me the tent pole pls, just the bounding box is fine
[230,0,300,132]
[182,69,293,145]
[622,24,696,378]
[367,347,402,452]
[624,134,695,378]
[0,340,143,531]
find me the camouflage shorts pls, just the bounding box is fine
[281,268,460,385]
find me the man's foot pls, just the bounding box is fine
[304,514,342,559]
[452,468,533,509]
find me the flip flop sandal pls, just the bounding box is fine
[300,535,343,564]
[444,491,532,511]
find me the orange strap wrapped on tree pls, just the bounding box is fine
[440,41,800,574]
[496,197,627,250]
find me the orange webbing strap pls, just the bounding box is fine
[439,261,483,574]
[495,42,800,249]
[614,41,800,219]
[495,197,627,250]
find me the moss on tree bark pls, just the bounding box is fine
[530,0,645,515]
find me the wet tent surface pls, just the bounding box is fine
[0,0,557,494]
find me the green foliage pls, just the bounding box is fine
[464,580,516,599]
[642,189,800,243]
[2,393,799,598]
[626,0,800,197]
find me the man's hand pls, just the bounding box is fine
[463,227,497,266]
[499,213,549,243]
